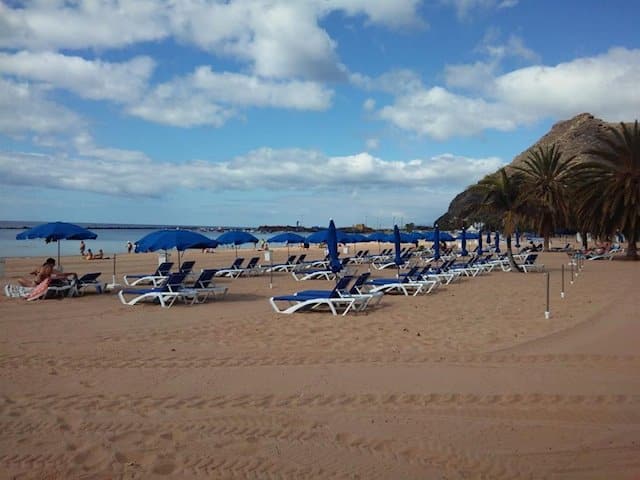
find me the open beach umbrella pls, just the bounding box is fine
[267,232,306,257]
[16,221,97,267]
[216,230,259,257]
[366,231,389,253]
[433,225,440,260]
[327,220,342,274]
[460,227,468,256]
[135,229,218,265]
[345,233,369,243]
[515,228,521,248]
[439,231,455,241]
[494,231,501,253]
[367,231,389,242]
[306,229,351,244]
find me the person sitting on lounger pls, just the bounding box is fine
[18,258,76,287]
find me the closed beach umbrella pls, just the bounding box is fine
[460,227,468,256]
[494,231,501,253]
[478,229,483,254]
[393,225,404,276]
[216,230,259,257]
[486,231,491,244]
[327,220,342,274]
[267,232,306,256]
[135,229,218,265]
[433,225,440,260]
[515,228,521,248]
[16,221,97,267]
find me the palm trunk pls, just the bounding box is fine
[581,231,588,251]
[626,230,638,259]
[543,235,550,252]
[506,235,521,272]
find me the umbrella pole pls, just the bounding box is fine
[57,240,61,269]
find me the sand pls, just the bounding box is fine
[1,245,639,479]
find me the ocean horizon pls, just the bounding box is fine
[0,221,289,259]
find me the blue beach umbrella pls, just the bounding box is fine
[345,233,369,243]
[306,229,351,244]
[494,231,501,253]
[393,225,404,274]
[486,231,491,244]
[217,230,259,257]
[515,228,521,248]
[267,232,306,244]
[267,232,306,256]
[135,229,218,265]
[367,231,389,242]
[439,231,455,241]
[327,220,342,274]
[460,227,468,256]
[367,230,389,253]
[433,225,440,260]
[478,229,483,254]
[17,221,98,267]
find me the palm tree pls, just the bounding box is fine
[473,168,523,271]
[574,120,640,259]
[513,144,577,251]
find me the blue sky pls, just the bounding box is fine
[0,0,638,229]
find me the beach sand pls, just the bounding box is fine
[1,245,639,479]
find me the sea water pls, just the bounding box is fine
[0,221,279,259]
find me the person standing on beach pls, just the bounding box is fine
[127,241,133,253]
[80,240,86,256]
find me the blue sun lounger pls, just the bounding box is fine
[270,276,367,315]
[118,272,186,308]
[123,262,174,286]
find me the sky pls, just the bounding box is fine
[0,0,639,229]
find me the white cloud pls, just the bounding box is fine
[363,98,376,111]
[320,0,426,29]
[0,146,505,198]
[365,137,379,150]
[444,32,539,91]
[351,69,424,95]
[482,34,539,62]
[444,60,497,91]
[492,47,640,120]
[379,86,524,140]
[0,0,168,50]
[128,66,333,127]
[377,48,640,139]
[0,51,155,103]
[0,77,84,136]
[0,0,424,82]
[442,0,519,19]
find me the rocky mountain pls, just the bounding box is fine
[435,113,621,229]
